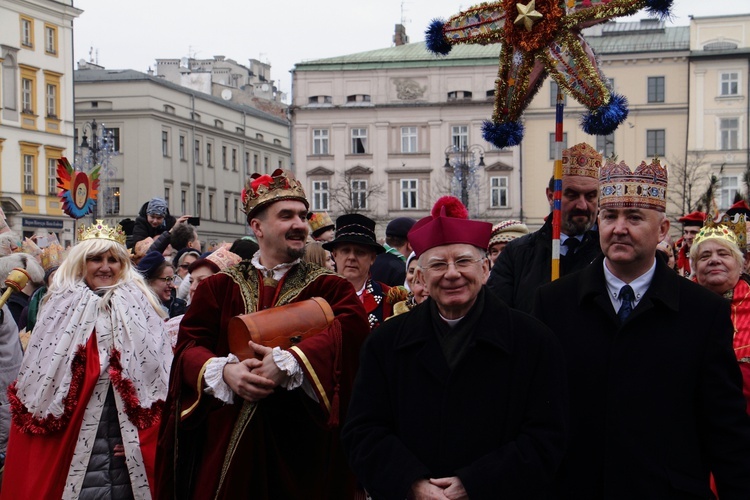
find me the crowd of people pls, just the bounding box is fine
[1,144,750,499]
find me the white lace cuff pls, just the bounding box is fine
[203,354,239,404]
[272,347,304,390]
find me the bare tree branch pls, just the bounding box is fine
[329,170,385,214]
[666,151,710,217]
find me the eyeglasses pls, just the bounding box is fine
[154,276,176,284]
[179,264,190,270]
[420,257,484,274]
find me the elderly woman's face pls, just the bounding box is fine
[694,239,742,295]
[85,250,122,289]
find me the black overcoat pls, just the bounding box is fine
[487,215,601,314]
[534,256,750,499]
[342,289,568,499]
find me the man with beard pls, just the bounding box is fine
[487,143,602,313]
[156,169,370,499]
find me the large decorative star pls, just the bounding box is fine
[426,0,672,148]
[515,0,543,32]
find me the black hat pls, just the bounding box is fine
[136,250,166,280]
[323,214,384,254]
[386,217,417,238]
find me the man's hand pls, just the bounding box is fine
[409,479,451,500]
[172,215,191,229]
[429,477,468,500]
[222,358,275,402]
[247,340,290,386]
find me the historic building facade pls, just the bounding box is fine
[0,0,81,246]
[74,64,291,247]
[292,15,750,230]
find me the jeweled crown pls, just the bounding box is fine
[241,169,308,218]
[77,220,127,245]
[599,157,668,212]
[694,215,747,253]
[562,142,602,179]
[308,212,334,234]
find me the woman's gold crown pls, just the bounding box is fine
[77,220,127,245]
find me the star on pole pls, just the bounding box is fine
[514,0,543,32]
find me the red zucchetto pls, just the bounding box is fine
[408,196,492,257]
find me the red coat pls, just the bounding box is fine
[156,261,369,499]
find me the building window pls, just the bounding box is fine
[47,158,57,195]
[162,130,169,157]
[346,94,371,103]
[351,179,368,210]
[273,138,282,145]
[309,95,333,105]
[400,179,418,209]
[647,76,665,103]
[720,176,740,210]
[232,148,237,171]
[45,83,57,118]
[351,128,367,154]
[312,180,330,211]
[720,118,739,150]
[197,192,202,217]
[245,152,251,174]
[549,80,567,106]
[23,155,34,193]
[447,91,472,101]
[596,133,615,157]
[215,119,223,129]
[401,126,418,153]
[164,187,170,207]
[548,132,568,160]
[195,139,201,164]
[646,129,665,157]
[179,135,186,160]
[206,143,213,167]
[313,129,329,155]
[720,72,739,96]
[451,125,468,149]
[109,128,121,152]
[181,190,187,214]
[44,24,57,54]
[208,194,214,219]
[278,159,283,169]
[105,187,121,215]
[222,146,228,169]
[20,16,33,48]
[256,133,264,141]
[253,153,259,171]
[22,78,34,114]
[224,196,229,221]
[264,156,269,173]
[490,176,509,208]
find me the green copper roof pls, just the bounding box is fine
[294,23,690,72]
[294,42,503,71]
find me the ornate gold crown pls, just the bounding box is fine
[562,142,602,179]
[599,157,668,212]
[77,220,127,245]
[308,212,334,235]
[694,214,747,252]
[241,169,308,218]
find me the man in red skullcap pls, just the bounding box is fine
[342,197,568,499]
[676,210,705,278]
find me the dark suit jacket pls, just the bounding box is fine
[488,215,601,314]
[342,289,568,499]
[534,256,750,499]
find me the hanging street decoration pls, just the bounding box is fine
[426,0,673,149]
[56,157,100,219]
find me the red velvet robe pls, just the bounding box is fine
[156,261,369,499]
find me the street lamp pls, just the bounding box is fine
[443,144,485,209]
[75,119,118,221]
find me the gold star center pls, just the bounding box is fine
[515,0,544,32]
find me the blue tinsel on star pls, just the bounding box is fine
[482,120,524,149]
[426,19,452,55]
[644,0,673,20]
[581,93,629,136]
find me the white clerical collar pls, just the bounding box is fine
[439,312,464,327]
[602,258,656,311]
[251,251,300,281]
[356,279,368,297]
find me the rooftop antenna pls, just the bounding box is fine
[400,1,411,25]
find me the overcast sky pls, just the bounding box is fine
[72,1,747,100]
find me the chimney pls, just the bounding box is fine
[393,24,409,46]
